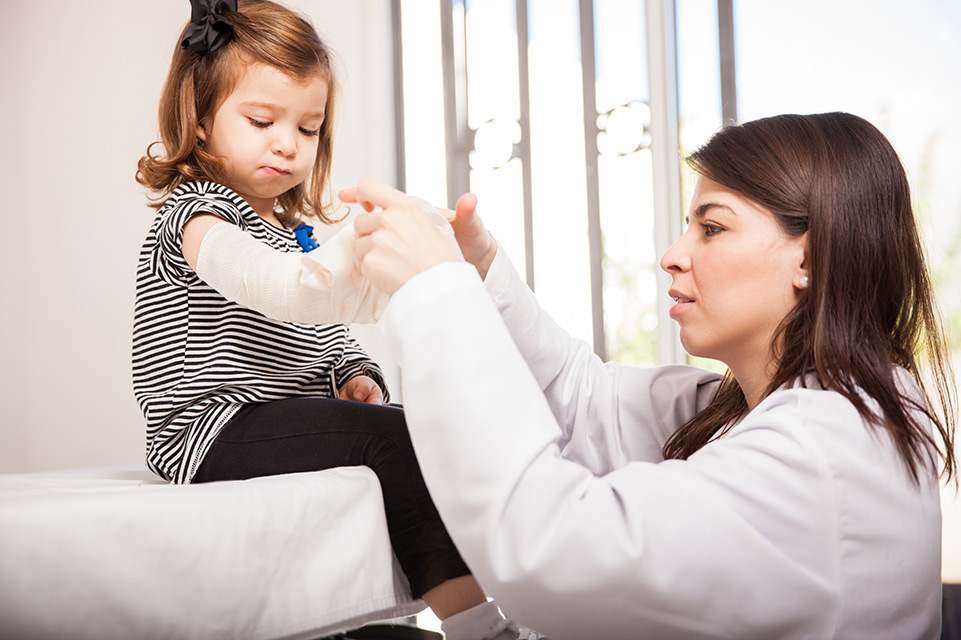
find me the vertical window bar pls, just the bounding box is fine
[391,0,406,191]
[717,0,737,124]
[515,0,535,290]
[440,0,470,208]
[578,0,606,360]
[646,0,685,365]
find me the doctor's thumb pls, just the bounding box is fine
[454,193,478,223]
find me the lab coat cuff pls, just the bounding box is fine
[483,244,521,310]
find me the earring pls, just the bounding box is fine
[799,276,810,289]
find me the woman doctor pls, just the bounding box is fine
[343,112,957,639]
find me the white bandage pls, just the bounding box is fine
[195,198,452,324]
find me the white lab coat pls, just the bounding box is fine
[378,249,943,640]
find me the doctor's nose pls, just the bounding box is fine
[659,234,691,274]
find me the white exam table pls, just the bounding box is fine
[0,464,424,639]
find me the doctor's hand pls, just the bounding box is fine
[338,375,385,405]
[444,193,498,281]
[340,179,464,294]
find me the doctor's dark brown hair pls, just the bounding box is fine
[662,112,957,484]
[136,0,341,225]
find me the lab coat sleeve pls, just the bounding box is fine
[481,248,720,470]
[379,262,840,640]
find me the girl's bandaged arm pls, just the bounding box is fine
[192,199,453,324]
[196,221,387,323]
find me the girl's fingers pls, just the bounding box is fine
[353,378,372,400]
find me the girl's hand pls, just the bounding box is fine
[338,375,385,405]
[340,179,464,294]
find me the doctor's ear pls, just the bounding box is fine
[795,250,810,290]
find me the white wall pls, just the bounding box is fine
[0,0,397,473]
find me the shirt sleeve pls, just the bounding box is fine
[378,260,839,639]
[149,191,246,286]
[480,248,720,471]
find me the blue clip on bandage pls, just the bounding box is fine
[294,224,319,253]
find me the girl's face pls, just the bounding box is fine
[659,176,807,379]
[199,62,328,220]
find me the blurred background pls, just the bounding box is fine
[1,0,958,582]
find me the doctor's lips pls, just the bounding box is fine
[668,289,694,317]
[669,289,694,304]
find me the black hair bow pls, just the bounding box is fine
[180,0,238,53]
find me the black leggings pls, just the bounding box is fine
[193,397,471,598]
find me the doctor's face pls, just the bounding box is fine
[659,177,806,373]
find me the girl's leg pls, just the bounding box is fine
[192,397,486,615]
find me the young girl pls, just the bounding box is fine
[347,112,957,639]
[133,2,530,638]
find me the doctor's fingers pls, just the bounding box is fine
[340,178,411,213]
[353,215,464,293]
[449,193,490,251]
[351,222,414,294]
[355,201,448,242]
[352,230,376,273]
[354,211,384,238]
[352,235,410,295]
[353,210,432,265]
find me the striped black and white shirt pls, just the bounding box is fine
[132,182,387,484]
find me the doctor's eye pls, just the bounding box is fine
[700,223,723,237]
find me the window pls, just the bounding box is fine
[396,0,687,366]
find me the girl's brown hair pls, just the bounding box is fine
[663,112,957,484]
[137,0,341,225]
